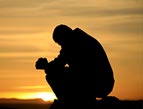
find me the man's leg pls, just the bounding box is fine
[45,67,68,99]
[45,66,72,109]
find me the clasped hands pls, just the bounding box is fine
[35,58,48,70]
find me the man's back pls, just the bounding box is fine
[61,28,115,98]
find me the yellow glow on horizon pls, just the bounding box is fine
[0,92,57,101]
[35,92,57,101]
[19,92,57,101]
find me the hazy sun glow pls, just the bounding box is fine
[35,92,57,101]
[18,92,57,101]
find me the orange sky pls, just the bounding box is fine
[0,0,142,101]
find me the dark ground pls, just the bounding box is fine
[0,100,142,109]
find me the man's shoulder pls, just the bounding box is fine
[73,28,89,37]
[73,28,97,42]
[73,28,83,32]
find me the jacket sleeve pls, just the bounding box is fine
[50,48,66,66]
[44,48,67,74]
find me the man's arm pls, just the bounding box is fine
[48,49,67,69]
[35,49,67,75]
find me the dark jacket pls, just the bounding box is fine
[48,28,114,98]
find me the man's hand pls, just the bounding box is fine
[35,58,48,70]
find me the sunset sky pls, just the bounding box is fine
[0,0,142,101]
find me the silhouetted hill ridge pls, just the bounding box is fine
[0,98,51,104]
[0,98,142,109]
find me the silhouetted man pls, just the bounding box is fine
[35,24,114,109]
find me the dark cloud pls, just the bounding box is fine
[0,0,55,8]
[58,6,142,17]
[0,0,141,18]
[0,45,40,53]
[0,0,142,35]
[0,29,47,34]
[99,16,142,35]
